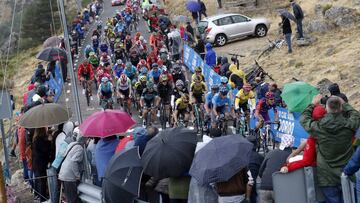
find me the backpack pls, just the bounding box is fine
[53,142,80,172]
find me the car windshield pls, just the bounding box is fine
[198,21,208,34]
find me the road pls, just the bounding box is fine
[61,1,151,126]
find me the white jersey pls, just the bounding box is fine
[117,77,131,91]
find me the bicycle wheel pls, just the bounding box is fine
[160,105,166,129]
[146,110,152,127]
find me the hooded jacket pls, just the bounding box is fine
[328,83,348,103]
[205,43,216,67]
[220,57,230,77]
[52,122,75,169]
[300,103,360,186]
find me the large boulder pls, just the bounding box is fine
[324,6,360,28]
[307,19,333,34]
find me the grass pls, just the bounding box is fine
[322,4,333,16]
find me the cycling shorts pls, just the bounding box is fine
[119,89,130,98]
[193,93,204,104]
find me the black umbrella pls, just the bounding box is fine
[36,47,67,62]
[278,9,297,22]
[142,127,197,179]
[102,147,143,203]
[189,135,253,185]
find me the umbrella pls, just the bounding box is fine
[173,15,191,23]
[186,1,201,12]
[142,127,197,179]
[79,109,136,138]
[102,147,143,203]
[18,103,70,128]
[189,135,253,185]
[278,9,297,22]
[43,36,61,48]
[281,81,319,112]
[36,47,67,62]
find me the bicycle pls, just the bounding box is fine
[235,112,248,137]
[100,97,113,110]
[193,103,204,135]
[81,80,92,106]
[159,102,172,130]
[119,94,132,115]
[144,106,156,127]
[217,114,229,136]
[256,121,280,154]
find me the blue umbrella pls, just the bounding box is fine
[189,135,253,185]
[186,1,201,12]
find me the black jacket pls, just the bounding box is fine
[32,135,52,172]
[248,151,264,203]
[199,1,206,12]
[259,148,292,190]
[282,17,292,34]
[292,3,304,20]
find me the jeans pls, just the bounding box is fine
[320,186,343,203]
[296,19,304,39]
[284,33,292,53]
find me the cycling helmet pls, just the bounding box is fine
[101,52,108,57]
[182,94,189,103]
[120,74,127,84]
[195,66,202,72]
[86,44,91,49]
[95,15,99,20]
[146,81,154,89]
[243,83,252,91]
[139,59,146,65]
[265,92,275,99]
[116,59,123,65]
[140,67,148,74]
[175,79,184,87]
[221,76,228,84]
[219,86,228,95]
[152,63,159,69]
[139,76,147,83]
[92,35,98,40]
[89,52,96,56]
[160,74,168,82]
[231,56,237,63]
[101,77,109,83]
[100,62,105,67]
[174,65,182,73]
[194,76,201,83]
[125,62,132,68]
[211,84,219,91]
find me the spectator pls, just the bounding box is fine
[205,43,216,68]
[269,83,284,107]
[281,14,292,53]
[217,0,222,8]
[17,113,32,187]
[194,35,205,60]
[344,140,360,203]
[300,95,360,203]
[169,175,191,203]
[259,134,294,203]
[328,83,348,103]
[191,11,199,24]
[32,127,53,201]
[213,56,222,74]
[280,105,327,173]
[58,132,86,203]
[198,0,207,20]
[247,136,264,203]
[290,0,304,39]
[95,135,119,186]
[87,138,101,186]
[254,77,269,100]
[219,57,230,77]
[186,22,194,40]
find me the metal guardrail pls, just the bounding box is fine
[78,183,102,203]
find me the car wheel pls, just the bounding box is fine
[255,25,267,37]
[215,34,227,46]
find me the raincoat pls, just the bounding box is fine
[205,43,216,67]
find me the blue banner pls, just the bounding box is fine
[183,44,221,88]
[46,63,63,103]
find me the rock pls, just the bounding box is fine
[324,6,360,28]
[325,46,336,56]
[349,92,360,101]
[314,4,323,17]
[307,20,333,34]
[316,78,333,94]
[295,38,312,46]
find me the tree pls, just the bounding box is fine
[21,0,60,49]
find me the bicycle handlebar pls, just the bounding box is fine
[265,121,281,130]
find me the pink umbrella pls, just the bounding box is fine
[79,109,136,138]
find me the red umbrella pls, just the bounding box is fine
[79,109,136,138]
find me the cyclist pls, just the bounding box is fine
[220,76,232,92]
[137,59,148,71]
[100,52,111,67]
[84,45,94,59]
[234,83,255,126]
[116,74,133,115]
[98,77,114,109]
[255,91,279,131]
[171,62,188,85]
[77,60,94,99]
[212,86,232,128]
[114,39,126,61]
[191,66,205,82]
[149,63,162,84]
[173,94,191,127]
[113,59,125,80]
[99,42,109,55]
[140,81,160,127]
[205,84,219,114]
[134,75,147,107]
[157,75,173,127]
[124,62,138,83]
[88,52,99,70]
[139,66,149,79]
[171,79,189,110]
[190,76,207,104]
[92,35,99,54]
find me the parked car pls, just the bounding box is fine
[111,0,125,6]
[198,13,271,46]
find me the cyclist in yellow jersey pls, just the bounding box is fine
[191,66,205,82]
[174,94,192,126]
[190,76,207,104]
[235,83,255,123]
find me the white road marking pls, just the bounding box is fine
[66,90,71,93]
[66,98,69,102]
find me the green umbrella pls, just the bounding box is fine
[19,103,71,128]
[281,81,319,112]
